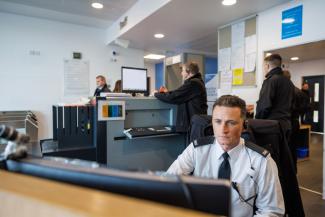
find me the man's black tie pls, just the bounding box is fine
[218,152,231,179]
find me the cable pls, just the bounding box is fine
[176,175,194,209]
[230,146,260,208]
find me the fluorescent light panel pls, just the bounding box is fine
[144,54,165,60]
[92,2,103,9]
[222,0,237,6]
[154,33,165,39]
[291,57,299,61]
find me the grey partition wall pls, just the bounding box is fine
[97,97,185,171]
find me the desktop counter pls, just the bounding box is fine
[96,96,185,171]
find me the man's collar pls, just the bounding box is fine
[215,138,244,160]
[265,67,283,78]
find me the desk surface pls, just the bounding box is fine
[0,170,218,217]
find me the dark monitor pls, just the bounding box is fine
[121,66,147,95]
[5,157,231,216]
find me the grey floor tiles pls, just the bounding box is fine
[297,134,325,217]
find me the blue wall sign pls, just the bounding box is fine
[204,57,218,101]
[282,5,303,40]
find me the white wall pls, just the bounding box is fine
[289,58,325,87]
[230,0,325,106]
[0,12,144,140]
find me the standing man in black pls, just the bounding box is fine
[283,70,306,172]
[255,54,295,140]
[154,62,208,133]
[256,54,304,217]
[93,75,111,97]
[301,82,312,124]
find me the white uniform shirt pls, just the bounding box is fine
[166,138,285,217]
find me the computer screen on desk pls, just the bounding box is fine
[5,157,231,216]
[121,67,147,94]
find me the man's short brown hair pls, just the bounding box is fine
[96,75,106,83]
[212,95,247,119]
[185,62,199,75]
[264,54,282,68]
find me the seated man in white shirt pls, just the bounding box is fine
[166,95,285,217]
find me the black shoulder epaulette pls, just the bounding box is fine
[245,141,269,157]
[193,136,215,148]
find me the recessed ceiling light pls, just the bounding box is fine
[222,0,237,6]
[291,57,299,61]
[154,33,165,39]
[92,2,103,9]
[265,52,272,57]
[282,18,295,24]
[144,54,166,60]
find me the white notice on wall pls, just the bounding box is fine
[231,22,245,70]
[231,22,245,45]
[64,59,89,96]
[220,70,233,94]
[231,43,245,69]
[218,48,231,71]
[244,52,256,72]
[245,35,257,54]
[314,83,319,102]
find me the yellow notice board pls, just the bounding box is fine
[232,68,244,85]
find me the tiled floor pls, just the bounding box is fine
[297,134,325,217]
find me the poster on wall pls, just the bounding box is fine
[282,5,303,39]
[64,59,89,96]
[231,22,245,69]
[205,70,218,101]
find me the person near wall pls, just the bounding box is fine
[93,75,111,97]
[166,95,285,217]
[113,80,122,93]
[255,54,295,142]
[154,62,208,133]
[300,82,312,124]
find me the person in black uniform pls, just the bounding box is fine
[300,82,312,124]
[154,62,208,133]
[93,75,111,97]
[283,70,306,172]
[255,54,295,141]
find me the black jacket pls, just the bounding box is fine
[246,119,305,217]
[93,84,111,97]
[292,87,309,120]
[256,67,295,121]
[154,73,208,132]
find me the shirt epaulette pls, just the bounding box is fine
[245,141,269,157]
[193,136,215,148]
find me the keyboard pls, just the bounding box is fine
[123,126,176,139]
